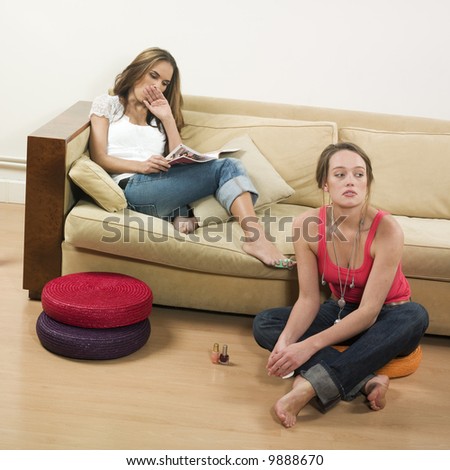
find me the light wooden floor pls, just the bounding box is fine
[1,202,450,451]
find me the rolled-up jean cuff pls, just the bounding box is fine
[216,176,258,214]
[301,363,341,412]
[346,374,376,402]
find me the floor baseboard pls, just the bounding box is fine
[0,179,26,204]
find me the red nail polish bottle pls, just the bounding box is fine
[219,344,229,365]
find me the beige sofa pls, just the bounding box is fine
[23,96,450,336]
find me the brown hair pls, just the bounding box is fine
[315,142,374,193]
[113,47,184,131]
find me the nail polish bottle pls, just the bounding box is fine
[211,343,220,364]
[219,344,229,365]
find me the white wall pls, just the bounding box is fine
[1,0,449,202]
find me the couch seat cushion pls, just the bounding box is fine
[65,200,450,284]
[64,200,309,280]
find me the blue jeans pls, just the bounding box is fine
[123,158,258,220]
[253,298,429,411]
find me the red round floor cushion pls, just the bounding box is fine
[36,312,151,360]
[42,272,153,328]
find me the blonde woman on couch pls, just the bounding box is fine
[89,47,294,269]
[253,142,429,427]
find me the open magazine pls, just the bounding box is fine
[165,144,239,165]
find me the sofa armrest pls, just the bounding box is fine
[23,101,92,299]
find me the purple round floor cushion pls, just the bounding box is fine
[41,272,153,328]
[36,312,151,360]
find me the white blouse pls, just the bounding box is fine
[90,94,167,182]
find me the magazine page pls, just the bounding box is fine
[166,144,239,165]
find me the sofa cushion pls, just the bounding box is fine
[181,110,338,208]
[339,127,450,218]
[69,153,127,212]
[65,200,450,284]
[190,134,295,225]
[64,200,304,280]
[394,215,450,282]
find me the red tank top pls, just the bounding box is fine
[317,205,411,304]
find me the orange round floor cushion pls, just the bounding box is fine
[331,345,423,378]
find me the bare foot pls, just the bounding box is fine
[364,375,389,411]
[273,376,316,428]
[173,216,199,234]
[242,236,295,269]
[230,193,296,268]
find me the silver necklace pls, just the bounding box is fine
[328,216,361,324]
[332,236,354,323]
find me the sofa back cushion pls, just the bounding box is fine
[181,111,338,208]
[339,127,450,219]
[190,134,295,225]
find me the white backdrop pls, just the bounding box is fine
[1,0,449,161]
